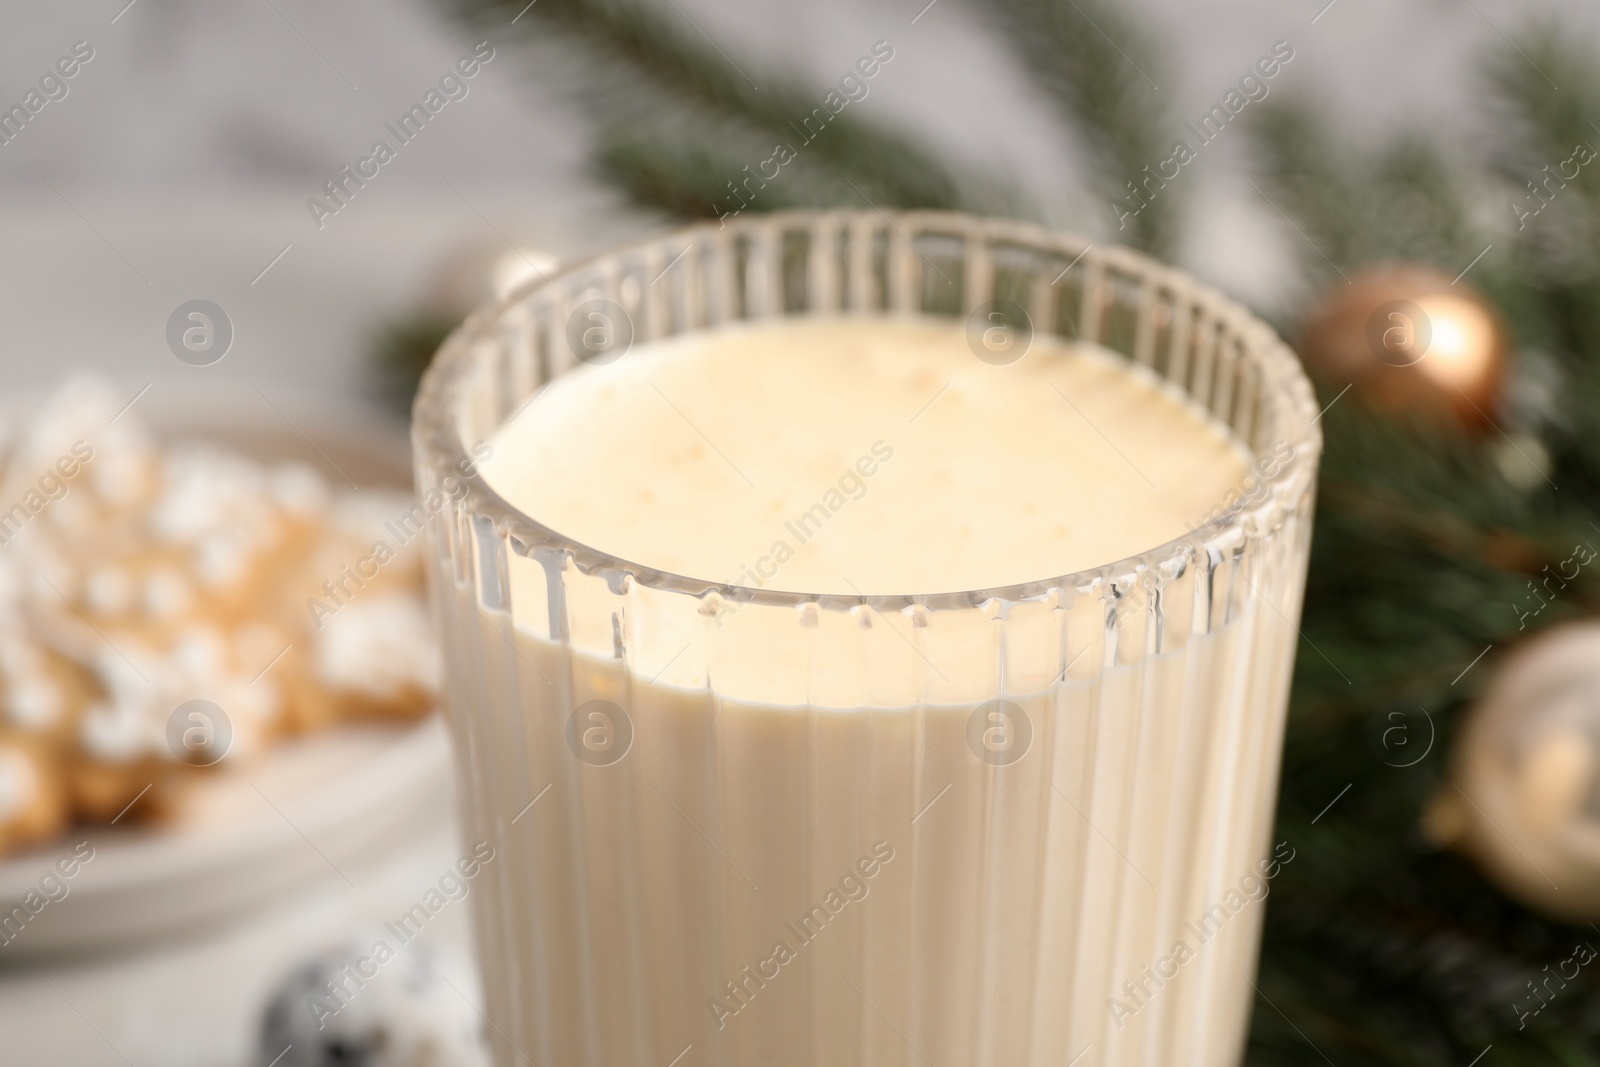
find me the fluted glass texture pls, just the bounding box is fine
[413,211,1321,1067]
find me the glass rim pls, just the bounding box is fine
[413,209,1322,613]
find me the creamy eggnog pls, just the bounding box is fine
[421,309,1309,1067]
[482,318,1249,594]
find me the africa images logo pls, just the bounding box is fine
[1106,841,1296,1029]
[305,42,496,230]
[706,842,896,1030]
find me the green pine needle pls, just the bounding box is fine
[440,0,993,215]
[989,0,1179,256]
[1245,27,1600,1066]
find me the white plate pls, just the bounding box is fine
[0,382,453,960]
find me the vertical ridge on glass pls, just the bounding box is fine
[413,210,1321,1067]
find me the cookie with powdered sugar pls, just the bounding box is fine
[65,618,294,823]
[0,633,95,745]
[0,376,443,857]
[0,734,68,855]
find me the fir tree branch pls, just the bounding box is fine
[438,0,997,215]
[1482,29,1600,505]
[1484,26,1600,240]
[367,311,459,412]
[1248,59,1600,1052]
[987,0,1178,255]
[1483,27,1600,367]
[1248,97,1483,291]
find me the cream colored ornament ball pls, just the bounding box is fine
[1426,621,1600,920]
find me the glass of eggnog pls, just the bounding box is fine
[412,210,1320,1067]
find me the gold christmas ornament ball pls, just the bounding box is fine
[1297,264,1509,432]
[1425,621,1600,920]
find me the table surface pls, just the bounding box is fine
[0,810,472,1067]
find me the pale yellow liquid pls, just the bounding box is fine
[445,318,1303,1067]
[482,317,1249,595]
